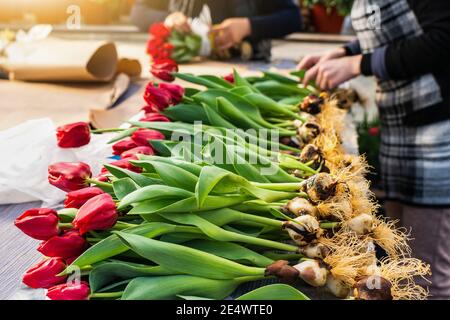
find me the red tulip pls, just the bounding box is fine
[139,112,170,123]
[149,22,170,39]
[223,73,234,83]
[112,138,138,156]
[151,59,178,82]
[15,208,59,240]
[47,281,90,300]
[22,257,67,289]
[369,127,380,136]
[56,122,91,148]
[121,146,154,159]
[38,230,87,259]
[73,193,118,235]
[159,82,185,104]
[141,105,159,113]
[64,187,104,209]
[102,158,142,174]
[48,162,91,192]
[131,128,165,147]
[94,174,110,183]
[143,83,172,110]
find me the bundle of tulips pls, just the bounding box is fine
[147,22,202,64]
[14,67,430,300]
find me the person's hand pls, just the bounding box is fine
[303,55,362,90]
[210,18,251,52]
[297,48,347,72]
[164,12,191,33]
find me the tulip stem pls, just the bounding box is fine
[58,222,73,229]
[320,222,340,229]
[89,291,123,299]
[85,179,113,189]
[91,128,125,133]
[114,221,139,230]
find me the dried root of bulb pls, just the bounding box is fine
[283,215,323,246]
[300,94,325,115]
[299,144,323,170]
[297,122,321,147]
[299,243,331,260]
[326,274,351,299]
[347,214,374,235]
[265,260,299,284]
[293,260,328,287]
[301,173,338,203]
[285,197,318,217]
[353,276,393,300]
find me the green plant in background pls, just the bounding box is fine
[357,114,380,185]
[302,0,354,16]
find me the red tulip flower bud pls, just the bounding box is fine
[149,22,170,39]
[369,127,380,136]
[112,138,138,156]
[121,146,154,159]
[141,104,159,113]
[22,257,67,289]
[159,83,185,104]
[143,83,172,110]
[38,230,87,259]
[48,162,92,192]
[14,208,59,240]
[223,73,234,83]
[102,158,142,174]
[47,281,90,300]
[150,58,178,82]
[131,128,164,147]
[56,122,91,148]
[64,187,105,209]
[73,193,118,235]
[139,112,170,123]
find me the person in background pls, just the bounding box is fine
[297,0,450,299]
[130,0,301,60]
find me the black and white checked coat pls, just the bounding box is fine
[352,0,450,205]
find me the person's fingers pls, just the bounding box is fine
[213,29,234,51]
[303,64,319,86]
[297,56,318,71]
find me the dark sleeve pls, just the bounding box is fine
[343,40,362,56]
[249,0,302,40]
[368,1,450,80]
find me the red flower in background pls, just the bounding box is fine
[144,84,172,110]
[159,83,185,104]
[141,105,159,113]
[38,230,87,259]
[223,73,234,84]
[73,193,118,235]
[64,187,104,209]
[56,122,91,148]
[22,257,67,289]
[112,138,138,156]
[131,128,165,147]
[48,162,92,192]
[151,59,178,82]
[121,146,154,159]
[47,281,90,300]
[149,22,170,39]
[15,208,59,240]
[369,127,380,136]
[139,112,170,123]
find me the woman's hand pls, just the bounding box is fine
[297,48,347,71]
[164,12,191,33]
[210,18,251,51]
[303,55,362,90]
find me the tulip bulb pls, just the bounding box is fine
[293,260,328,287]
[297,122,321,146]
[299,94,324,115]
[299,243,331,259]
[353,276,393,300]
[283,215,323,246]
[326,274,351,299]
[286,197,318,217]
[299,144,323,169]
[301,173,338,203]
[347,214,374,235]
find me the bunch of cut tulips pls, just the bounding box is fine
[14,68,430,300]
